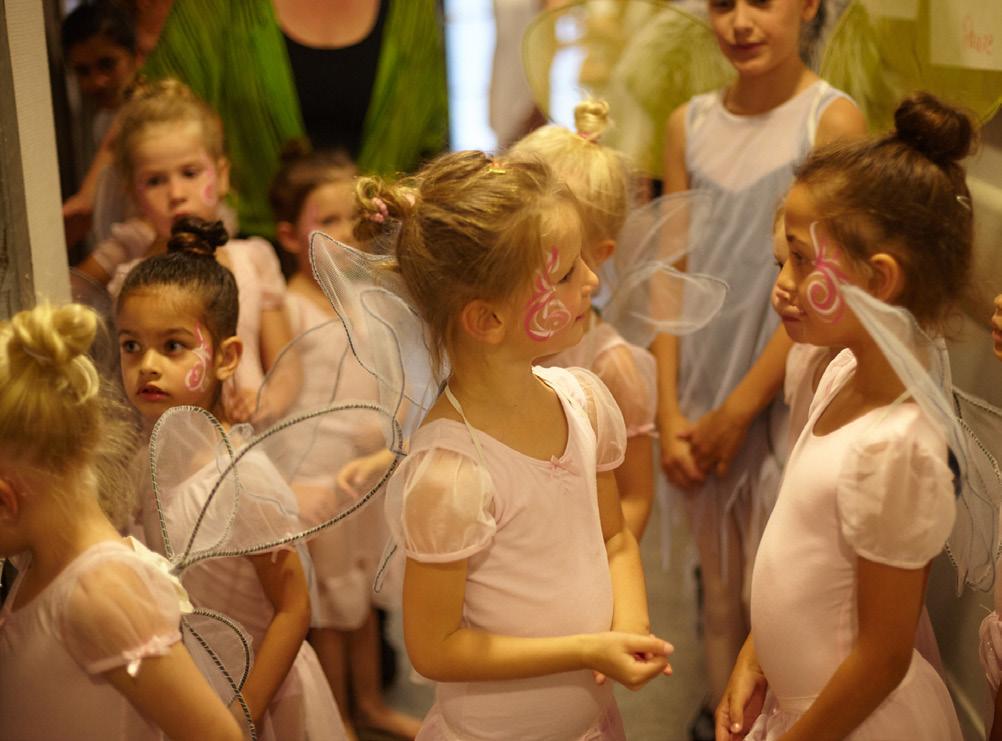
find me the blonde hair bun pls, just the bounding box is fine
[9,303,100,404]
[574,99,612,142]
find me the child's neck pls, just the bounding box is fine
[19,492,119,606]
[447,352,547,416]
[725,57,817,116]
[289,273,334,315]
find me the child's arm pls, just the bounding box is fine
[653,102,707,490]
[259,305,296,374]
[617,436,655,539]
[815,98,868,147]
[777,558,928,741]
[681,327,793,476]
[596,469,651,636]
[715,635,768,740]
[242,548,312,723]
[402,556,671,688]
[105,642,243,741]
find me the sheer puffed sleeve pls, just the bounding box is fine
[566,367,628,471]
[243,237,287,310]
[385,446,496,562]
[62,549,185,677]
[836,407,955,569]
[592,343,657,438]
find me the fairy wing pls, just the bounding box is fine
[841,284,1002,592]
[821,1,1002,133]
[309,231,443,439]
[522,0,732,176]
[599,191,728,346]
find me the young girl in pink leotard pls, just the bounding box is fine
[0,303,240,741]
[353,151,673,740]
[717,92,972,741]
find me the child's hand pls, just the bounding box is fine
[584,632,673,691]
[715,647,768,740]
[225,387,258,424]
[659,413,706,491]
[336,448,394,499]
[681,399,754,478]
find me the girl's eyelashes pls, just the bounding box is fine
[120,339,140,354]
[165,339,187,353]
[142,173,167,188]
[558,259,577,284]
[182,165,203,179]
[774,258,785,270]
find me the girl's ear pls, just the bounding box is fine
[458,299,507,345]
[216,158,232,199]
[276,221,300,254]
[214,336,244,382]
[800,0,821,23]
[589,239,616,268]
[868,253,905,304]
[0,477,20,524]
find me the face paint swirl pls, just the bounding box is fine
[805,222,850,324]
[184,324,212,391]
[524,246,573,342]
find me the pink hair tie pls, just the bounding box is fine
[577,130,599,143]
[367,197,390,223]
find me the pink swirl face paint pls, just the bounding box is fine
[200,164,218,209]
[184,324,213,391]
[805,222,850,324]
[524,246,573,341]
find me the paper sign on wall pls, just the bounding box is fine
[862,0,918,20]
[929,0,1002,72]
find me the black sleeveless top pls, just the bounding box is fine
[283,0,389,156]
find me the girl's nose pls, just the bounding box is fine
[732,0,753,33]
[582,261,600,295]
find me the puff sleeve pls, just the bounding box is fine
[243,237,287,310]
[62,551,185,677]
[592,343,657,438]
[836,408,955,569]
[566,367,628,471]
[385,447,496,562]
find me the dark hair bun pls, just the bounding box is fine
[894,92,976,165]
[168,216,229,257]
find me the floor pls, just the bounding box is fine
[378,490,709,741]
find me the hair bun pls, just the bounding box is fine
[574,99,611,142]
[168,216,229,257]
[9,303,100,402]
[894,92,976,165]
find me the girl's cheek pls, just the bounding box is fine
[200,165,218,209]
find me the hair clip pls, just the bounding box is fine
[21,345,52,366]
[957,194,972,211]
[485,159,507,175]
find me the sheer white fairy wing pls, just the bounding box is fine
[522,0,732,176]
[181,609,258,737]
[821,1,1002,134]
[841,284,1001,592]
[953,389,1002,574]
[149,400,401,568]
[600,191,727,346]
[309,230,443,439]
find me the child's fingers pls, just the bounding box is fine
[592,670,607,685]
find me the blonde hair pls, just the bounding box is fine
[0,304,138,528]
[114,77,225,181]
[509,99,631,245]
[354,150,579,374]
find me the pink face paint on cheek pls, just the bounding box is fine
[184,324,213,392]
[524,246,573,342]
[200,165,218,209]
[804,223,850,324]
